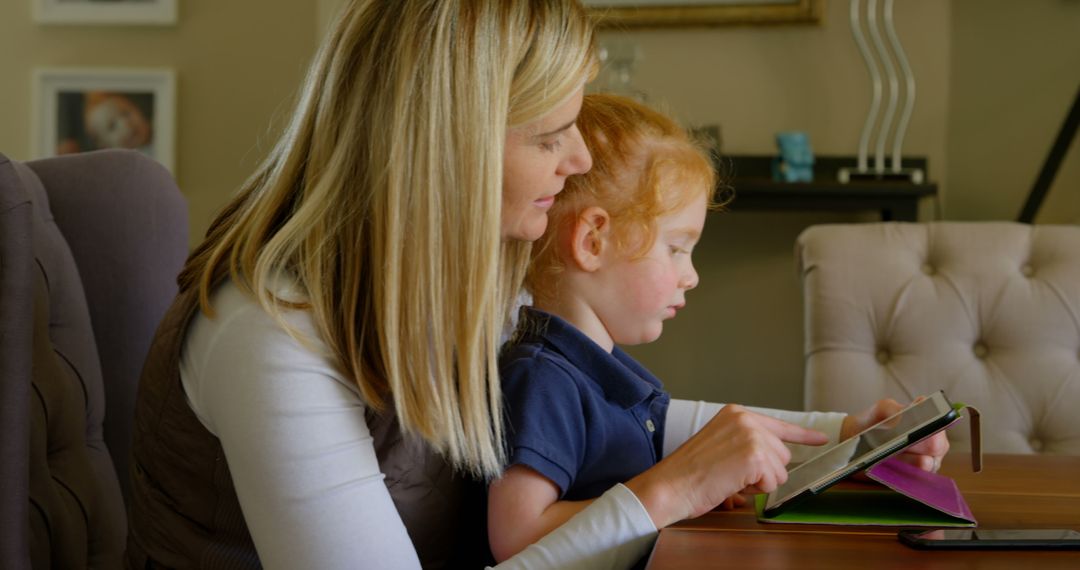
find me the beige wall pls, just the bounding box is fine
[946,0,1080,223]
[0,0,316,247]
[3,1,1077,411]
[317,0,342,38]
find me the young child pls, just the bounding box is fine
[487,95,950,564]
[488,93,723,561]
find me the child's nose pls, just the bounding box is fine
[681,264,699,290]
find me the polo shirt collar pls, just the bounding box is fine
[516,307,662,409]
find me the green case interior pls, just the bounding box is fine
[754,490,974,527]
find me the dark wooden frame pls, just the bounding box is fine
[722,155,936,221]
[585,0,823,28]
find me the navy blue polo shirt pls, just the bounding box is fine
[499,307,671,501]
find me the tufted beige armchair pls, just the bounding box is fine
[797,222,1080,455]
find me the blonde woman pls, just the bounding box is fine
[126,1,948,569]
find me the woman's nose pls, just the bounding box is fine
[559,126,592,176]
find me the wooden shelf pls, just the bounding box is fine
[720,155,937,221]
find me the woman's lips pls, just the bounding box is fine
[534,196,556,208]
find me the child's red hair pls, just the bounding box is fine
[527,93,722,306]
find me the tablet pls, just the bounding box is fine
[763,391,959,517]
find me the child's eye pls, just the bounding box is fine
[670,246,690,255]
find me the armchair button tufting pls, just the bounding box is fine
[1029,437,1044,452]
[973,342,989,359]
[876,349,890,364]
[921,264,935,276]
[1021,265,1035,277]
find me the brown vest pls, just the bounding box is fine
[125,287,489,569]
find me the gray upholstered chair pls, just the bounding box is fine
[0,150,188,568]
[798,222,1080,455]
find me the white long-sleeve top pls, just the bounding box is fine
[180,281,845,569]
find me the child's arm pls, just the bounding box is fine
[664,399,846,463]
[488,464,594,563]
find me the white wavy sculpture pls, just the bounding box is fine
[840,0,924,184]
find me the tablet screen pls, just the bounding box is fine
[765,393,954,512]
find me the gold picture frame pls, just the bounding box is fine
[585,0,823,28]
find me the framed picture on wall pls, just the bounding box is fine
[584,0,822,27]
[33,67,176,172]
[34,0,178,26]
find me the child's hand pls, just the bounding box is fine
[841,397,950,472]
[625,404,828,527]
[717,493,748,510]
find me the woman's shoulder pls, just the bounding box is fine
[181,279,359,421]
[190,278,323,351]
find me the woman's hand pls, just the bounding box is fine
[840,397,950,472]
[624,404,828,528]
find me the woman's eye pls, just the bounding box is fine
[539,139,562,152]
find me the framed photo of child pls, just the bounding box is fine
[34,0,178,26]
[33,67,176,173]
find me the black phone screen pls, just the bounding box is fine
[900,528,1080,550]
[932,529,1080,541]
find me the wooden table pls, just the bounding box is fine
[645,454,1080,569]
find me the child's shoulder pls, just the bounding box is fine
[500,336,574,375]
[498,307,557,365]
[499,306,599,387]
[499,337,592,391]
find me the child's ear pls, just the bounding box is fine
[570,206,611,272]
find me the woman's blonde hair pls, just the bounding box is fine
[179,0,596,478]
[527,93,721,307]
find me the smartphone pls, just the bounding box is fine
[899,528,1080,550]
